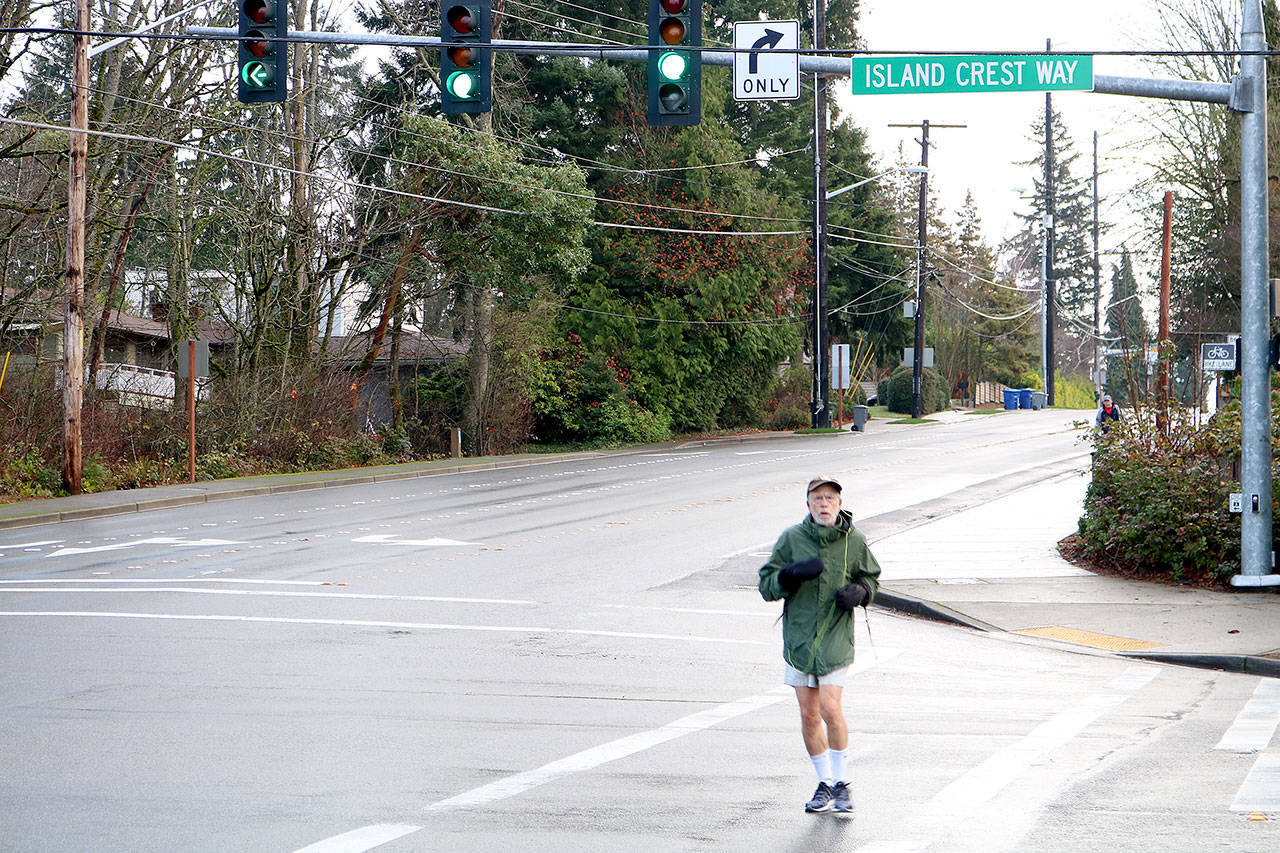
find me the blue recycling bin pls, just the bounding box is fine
[1018,388,1034,409]
[1002,389,1019,410]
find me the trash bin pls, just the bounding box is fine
[851,405,869,432]
[1002,389,1019,410]
[1032,391,1047,410]
[1018,388,1034,409]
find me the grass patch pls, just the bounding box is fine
[794,427,845,435]
[888,417,938,425]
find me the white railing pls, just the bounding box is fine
[90,362,210,408]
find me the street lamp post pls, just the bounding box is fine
[815,165,927,428]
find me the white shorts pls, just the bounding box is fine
[783,662,850,688]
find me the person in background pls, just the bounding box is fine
[758,475,881,814]
[1096,394,1121,433]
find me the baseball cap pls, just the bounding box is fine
[1102,394,1113,403]
[806,475,842,494]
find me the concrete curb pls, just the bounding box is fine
[1119,651,1280,678]
[873,588,1002,633]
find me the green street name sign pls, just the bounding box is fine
[850,54,1093,95]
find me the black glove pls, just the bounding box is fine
[834,580,870,611]
[779,557,824,591]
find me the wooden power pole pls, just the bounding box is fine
[63,0,89,494]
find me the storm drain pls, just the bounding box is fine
[1013,625,1164,651]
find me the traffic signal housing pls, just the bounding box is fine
[237,0,287,104]
[648,0,701,126]
[440,1,492,115]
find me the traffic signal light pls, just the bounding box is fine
[237,0,287,103]
[647,0,701,126]
[440,1,492,115]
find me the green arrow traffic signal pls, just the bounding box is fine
[237,0,287,104]
[241,60,273,89]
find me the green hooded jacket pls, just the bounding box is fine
[758,510,881,676]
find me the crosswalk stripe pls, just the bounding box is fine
[1215,679,1280,753]
[1230,754,1280,812]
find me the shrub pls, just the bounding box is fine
[882,365,948,414]
[1076,391,1280,585]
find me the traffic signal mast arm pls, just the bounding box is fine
[194,24,1239,106]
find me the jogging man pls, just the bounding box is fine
[758,475,881,813]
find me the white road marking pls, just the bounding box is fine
[351,534,479,547]
[0,540,63,549]
[602,604,776,618]
[1230,753,1280,812]
[1215,679,1280,753]
[1105,665,1161,693]
[427,649,900,812]
[293,823,422,853]
[0,578,327,585]
[929,693,1126,815]
[857,665,1158,853]
[45,537,242,558]
[0,587,536,605]
[0,611,768,645]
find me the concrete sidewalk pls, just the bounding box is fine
[871,463,1280,678]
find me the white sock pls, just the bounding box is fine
[828,747,849,784]
[810,751,832,785]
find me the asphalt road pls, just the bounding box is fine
[2,410,1277,851]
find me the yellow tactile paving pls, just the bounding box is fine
[1013,625,1164,651]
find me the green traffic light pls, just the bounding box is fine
[241,60,274,89]
[446,70,478,100]
[658,51,688,81]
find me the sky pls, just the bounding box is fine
[844,0,1177,260]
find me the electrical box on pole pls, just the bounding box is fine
[440,1,492,114]
[647,0,701,126]
[237,0,287,103]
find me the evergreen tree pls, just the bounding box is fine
[1104,249,1148,406]
[1015,105,1096,321]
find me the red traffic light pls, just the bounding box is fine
[244,0,274,25]
[447,5,476,35]
[661,0,685,12]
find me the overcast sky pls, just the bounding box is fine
[844,0,1180,262]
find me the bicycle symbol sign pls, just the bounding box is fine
[1201,342,1237,371]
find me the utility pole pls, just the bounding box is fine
[811,0,830,428]
[889,120,963,418]
[911,120,928,420]
[1158,190,1172,435]
[63,0,89,494]
[1092,132,1101,401]
[1044,39,1057,406]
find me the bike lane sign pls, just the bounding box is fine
[1201,341,1238,371]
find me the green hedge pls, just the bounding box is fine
[1077,384,1280,584]
[878,365,949,415]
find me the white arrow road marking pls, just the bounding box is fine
[45,537,244,558]
[0,540,64,550]
[351,534,479,547]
